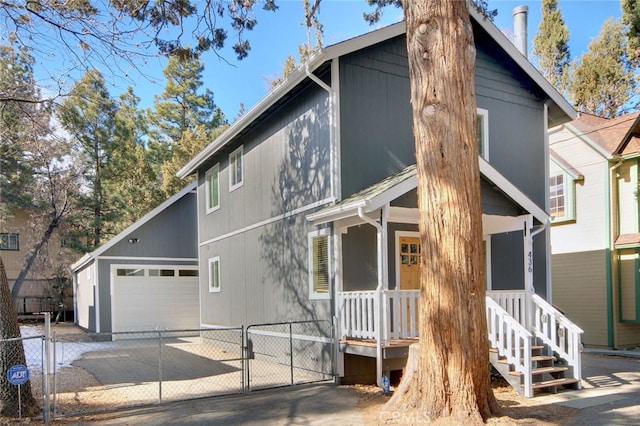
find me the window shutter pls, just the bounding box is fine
[313,236,329,294]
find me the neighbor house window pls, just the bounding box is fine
[205,163,220,213]
[0,233,19,250]
[476,108,489,160]
[308,229,330,299]
[208,257,221,293]
[229,146,243,191]
[550,174,566,220]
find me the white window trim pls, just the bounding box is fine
[208,257,221,293]
[308,228,331,300]
[205,163,220,214]
[483,235,492,290]
[394,230,420,288]
[229,145,244,192]
[477,108,489,161]
[549,169,575,223]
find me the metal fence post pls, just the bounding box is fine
[241,326,246,395]
[43,313,51,424]
[289,323,294,386]
[158,330,163,403]
[52,331,57,419]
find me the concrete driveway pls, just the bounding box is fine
[535,350,640,425]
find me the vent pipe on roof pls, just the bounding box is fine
[513,5,529,57]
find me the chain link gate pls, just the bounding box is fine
[2,316,336,421]
[245,320,335,391]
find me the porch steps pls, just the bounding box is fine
[490,341,580,397]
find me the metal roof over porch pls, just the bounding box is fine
[306,158,548,227]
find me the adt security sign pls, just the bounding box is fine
[7,364,29,386]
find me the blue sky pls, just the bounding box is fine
[108,1,623,117]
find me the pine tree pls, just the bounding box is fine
[150,53,226,196]
[0,40,49,418]
[532,0,571,94]
[108,88,163,231]
[621,0,640,64]
[57,69,118,247]
[569,18,636,118]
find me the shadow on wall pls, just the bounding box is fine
[259,100,330,326]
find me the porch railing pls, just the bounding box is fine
[531,293,583,385]
[338,289,582,384]
[486,296,533,397]
[338,290,420,341]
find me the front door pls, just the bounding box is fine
[399,235,421,290]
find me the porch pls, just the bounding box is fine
[337,289,583,397]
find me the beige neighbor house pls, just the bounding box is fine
[549,111,640,349]
[0,209,75,317]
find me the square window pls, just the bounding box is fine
[308,229,330,299]
[229,146,243,191]
[205,164,220,213]
[0,233,19,250]
[209,257,221,293]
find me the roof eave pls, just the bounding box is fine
[469,8,576,125]
[70,181,197,272]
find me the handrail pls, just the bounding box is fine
[486,296,533,397]
[530,294,583,385]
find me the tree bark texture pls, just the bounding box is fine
[0,256,39,417]
[385,1,500,423]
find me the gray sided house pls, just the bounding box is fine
[179,9,583,397]
[71,182,198,334]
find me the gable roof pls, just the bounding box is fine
[70,181,197,271]
[549,148,583,180]
[307,157,548,226]
[177,9,575,179]
[566,111,640,157]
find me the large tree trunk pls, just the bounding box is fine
[0,256,39,417]
[385,2,500,423]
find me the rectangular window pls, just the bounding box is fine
[205,164,220,213]
[209,257,221,293]
[476,108,489,160]
[550,174,565,219]
[229,146,243,191]
[116,268,145,277]
[179,269,198,277]
[0,233,19,250]
[149,269,175,277]
[308,230,330,299]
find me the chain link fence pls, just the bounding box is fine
[246,320,334,391]
[1,317,334,420]
[0,334,45,419]
[51,327,245,417]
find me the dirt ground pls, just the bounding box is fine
[353,380,578,425]
[0,322,584,424]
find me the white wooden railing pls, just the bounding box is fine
[338,290,420,341]
[531,293,584,385]
[339,289,582,391]
[339,290,379,339]
[384,289,420,340]
[486,290,528,326]
[486,296,533,397]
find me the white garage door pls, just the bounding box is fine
[111,266,199,334]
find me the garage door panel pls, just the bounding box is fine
[112,271,199,333]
